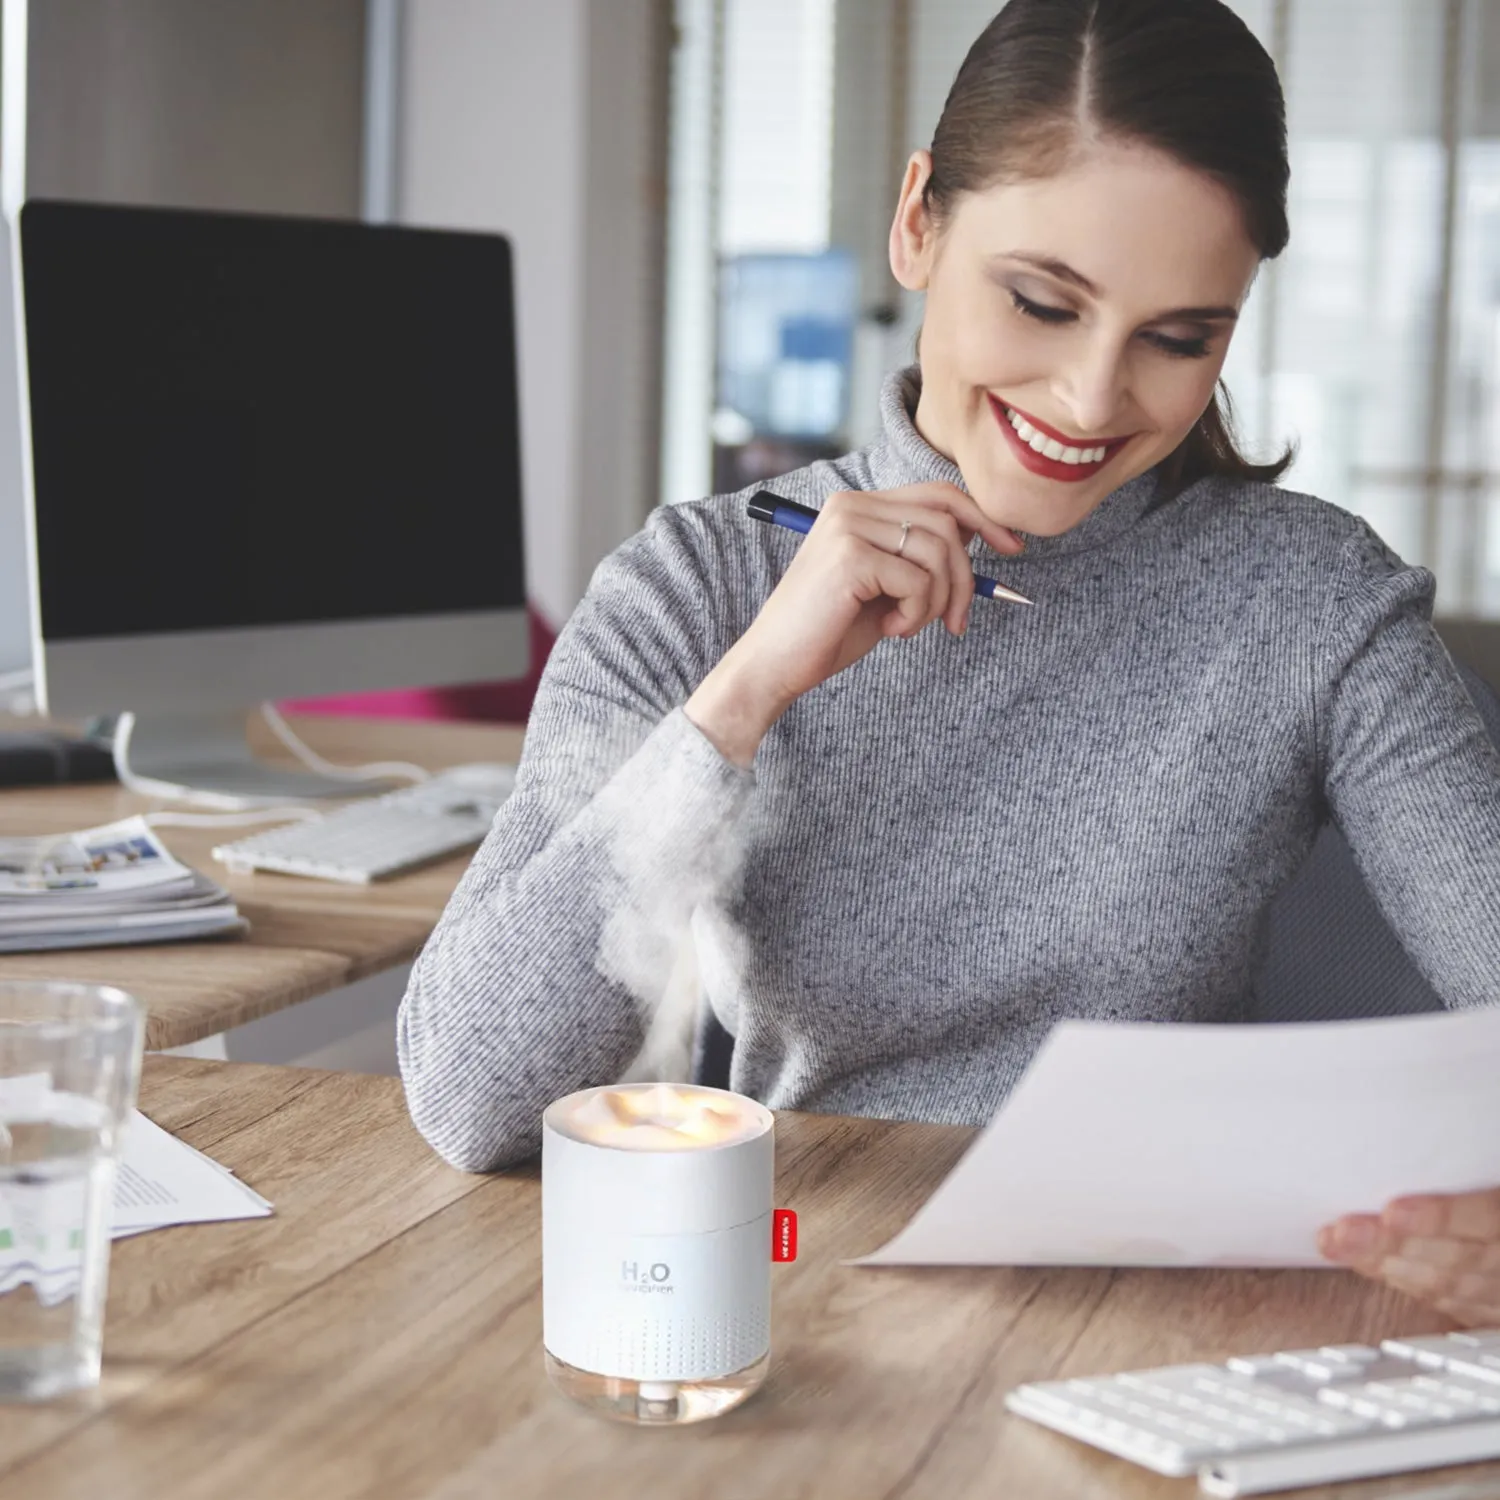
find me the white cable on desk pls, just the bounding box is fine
[111,713,268,810]
[109,706,430,811]
[259,703,429,785]
[143,807,322,830]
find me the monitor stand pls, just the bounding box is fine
[113,711,393,807]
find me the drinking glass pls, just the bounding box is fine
[0,981,143,1400]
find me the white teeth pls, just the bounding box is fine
[1003,405,1111,466]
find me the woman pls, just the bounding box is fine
[399,0,1500,1326]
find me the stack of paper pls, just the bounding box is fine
[0,1109,273,1306]
[0,816,246,952]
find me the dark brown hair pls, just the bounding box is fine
[924,0,1295,491]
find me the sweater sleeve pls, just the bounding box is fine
[1316,518,1500,1010]
[397,503,757,1171]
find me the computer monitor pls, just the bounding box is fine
[16,200,528,802]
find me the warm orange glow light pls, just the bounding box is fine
[555,1083,762,1151]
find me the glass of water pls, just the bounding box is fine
[0,982,143,1400]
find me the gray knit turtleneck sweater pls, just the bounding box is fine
[398,367,1500,1171]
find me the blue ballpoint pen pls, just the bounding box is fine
[746,491,1032,606]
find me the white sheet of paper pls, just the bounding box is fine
[849,1007,1500,1269]
[112,1110,273,1234]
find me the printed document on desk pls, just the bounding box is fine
[850,1007,1500,1268]
[0,1108,273,1305]
[112,1111,273,1236]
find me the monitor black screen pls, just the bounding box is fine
[20,201,525,642]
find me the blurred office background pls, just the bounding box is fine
[3,0,1500,686]
[680,0,1500,623]
[1,0,1498,1067]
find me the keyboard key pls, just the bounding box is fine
[1433,1353,1500,1385]
[1362,1380,1465,1418]
[1194,1374,1353,1426]
[1116,1364,1226,1390]
[1446,1330,1500,1350]
[1316,1385,1449,1428]
[1040,1388,1226,1456]
[1275,1350,1369,1382]
[1413,1374,1500,1413]
[1317,1345,1380,1364]
[1382,1336,1472,1368]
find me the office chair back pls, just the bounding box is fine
[1254,660,1500,1022]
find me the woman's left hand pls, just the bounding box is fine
[1318,1187,1500,1326]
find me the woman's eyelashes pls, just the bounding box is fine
[1009,289,1073,326]
[1007,289,1213,360]
[1149,331,1213,359]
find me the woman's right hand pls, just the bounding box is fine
[685,482,1025,767]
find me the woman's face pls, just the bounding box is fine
[890,139,1261,536]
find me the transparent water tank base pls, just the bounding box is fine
[544,1350,769,1425]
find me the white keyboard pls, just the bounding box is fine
[212,764,516,883]
[1006,1329,1500,1496]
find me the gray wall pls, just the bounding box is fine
[575,0,671,587]
[0,227,26,683]
[26,0,365,213]
[0,0,368,680]
[399,0,670,627]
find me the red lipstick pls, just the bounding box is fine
[989,396,1132,483]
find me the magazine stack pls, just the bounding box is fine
[0,817,246,952]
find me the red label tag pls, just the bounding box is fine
[772,1208,798,1262]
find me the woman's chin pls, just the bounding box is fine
[966,479,1096,538]
[973,459,1147,536]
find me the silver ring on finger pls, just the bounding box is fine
[895,519,912,557]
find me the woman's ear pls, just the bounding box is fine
[889,150,941,292]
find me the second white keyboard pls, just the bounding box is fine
[212,764,517,883]
[1006,1329,1500,1496]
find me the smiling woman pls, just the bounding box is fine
[895,0,1292,537]
[398,0,1500,1332]
[900,143,1259,536]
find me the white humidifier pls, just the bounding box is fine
[542,1081,787,1426]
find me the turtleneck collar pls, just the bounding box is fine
[869,365,1167,564]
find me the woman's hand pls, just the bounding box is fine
[1318,1187,1500,1326]
[686,482,1023,767]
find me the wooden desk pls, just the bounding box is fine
[0,715,523,1049]
[0,1057,1490,1500]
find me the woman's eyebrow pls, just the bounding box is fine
[995,251,1241,322]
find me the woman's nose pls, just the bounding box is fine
[1054,343,1129,438]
